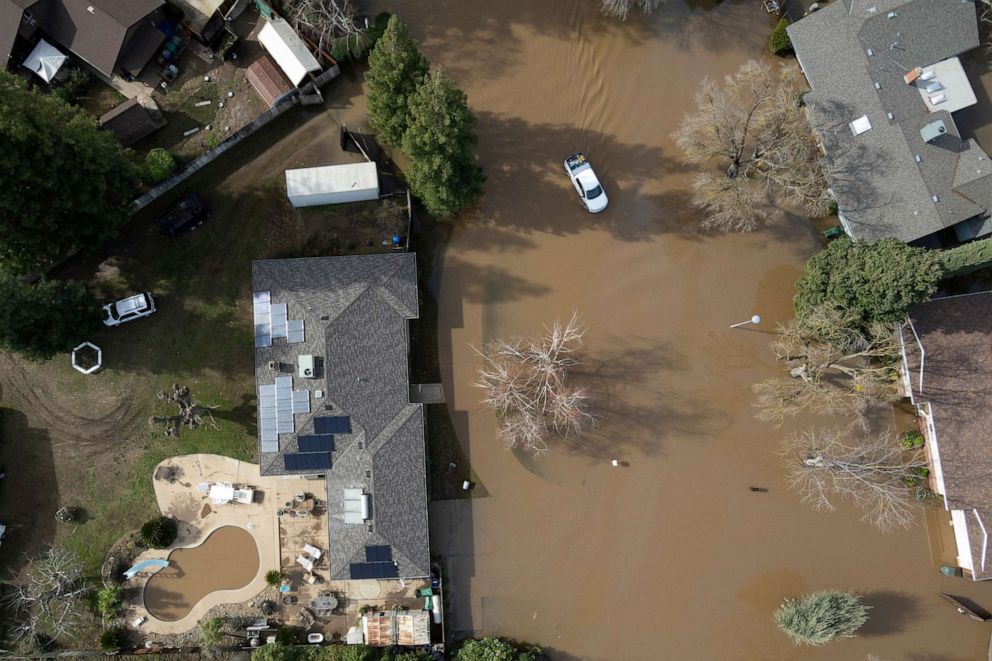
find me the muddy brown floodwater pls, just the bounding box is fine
[143,526,259,622]
[379,0,992,659]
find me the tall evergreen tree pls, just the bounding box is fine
[0,71,138,273]
[365,15,429,147]
[0,275,101,360]
[402,68,484,218]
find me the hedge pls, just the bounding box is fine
[939,236,992,278]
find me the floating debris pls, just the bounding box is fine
[194,100,211,107]
[183,127,200,137]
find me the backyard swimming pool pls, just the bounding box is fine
[143,526,259,621]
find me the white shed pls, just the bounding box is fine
[257,18,321,86]
[285,162,380,208]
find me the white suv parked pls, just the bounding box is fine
[103,292,156,326]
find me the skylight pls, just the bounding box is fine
[850,115,872,135]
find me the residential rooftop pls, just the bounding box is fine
[904,291,992,579]
[251,253,430,581]
[788,0,992,245]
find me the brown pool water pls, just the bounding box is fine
[143,526,259,622]
[378,0,992,659]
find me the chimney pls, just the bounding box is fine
[903,67,920,85]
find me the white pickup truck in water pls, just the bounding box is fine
[564,152,608,213]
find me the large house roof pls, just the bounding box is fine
[905,291,992,578]
[251,254,430,581]
[28,0,163,76]
[788,0,992,244]
[0,0,37,70]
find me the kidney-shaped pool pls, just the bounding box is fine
[143,526,260,622]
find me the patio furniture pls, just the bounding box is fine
[131,616,146,627]
[209,482,236,504]
[295,492,306,503]
[296,555,314,572]
[232,486,255,504]
[196,482,210,493]
[282,595,298,605]
[303,544,323,560]
[305,572,322,585]
[309,592,337,612]
[298,607,316,629]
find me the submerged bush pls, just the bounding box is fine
[900,430,925,449]
[769,18,793,56]
[774,590,870,646]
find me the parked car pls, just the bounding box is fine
[155,194,208,236]
[564,152,608,213]
[103,293,156,327]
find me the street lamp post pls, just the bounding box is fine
[730,314,761,329]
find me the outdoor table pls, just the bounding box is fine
[309,593,338,611]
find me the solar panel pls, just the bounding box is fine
[283,452,331,471]
[253,291,272,347]
[287,318,305,344]
[349,562,398,580]
[291,389,310,414]
[365,545,392,562]
[270,303,288,339]
[314,416,352,434]
[298,435,334,453]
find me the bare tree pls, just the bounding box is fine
[149,383,217,439]
[673,60,830,231]
[780,428,926,532]
[600,0,664,20]
[285,0,362,54]
[474,313,593,456]
[5,546,90,641]
[753,305,901,429]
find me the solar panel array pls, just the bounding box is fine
[298,434,334,453]
[253,291,305,347]
[365,545,392,562]
[259,376,310,451]
[284,452,332,471]
[314,416,352,434]
[350,561,398,580]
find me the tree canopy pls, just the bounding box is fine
[0,275,101,360]
[366,15,429,147]
[455,637,546,661]
[794,237,942,324]
[0,71,138,273]
[774,590,870,645]
[402,68,485,218]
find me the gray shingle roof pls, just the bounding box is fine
[252,254,430,580]
[788,0,992,244]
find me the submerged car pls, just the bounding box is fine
[103,292,156,327]
[155,193,208,237]
[564,152,608,213]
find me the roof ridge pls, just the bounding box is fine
[368,404,419,454]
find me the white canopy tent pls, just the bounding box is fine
[23,40,67,83]
[257,19,320,86]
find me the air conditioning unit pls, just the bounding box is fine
[298,354,316,378]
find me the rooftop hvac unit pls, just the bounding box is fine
[920,70,936,81]
[925,81,942,94]
[298,354,316,378]
[930,93,947,105]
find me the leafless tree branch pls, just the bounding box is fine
[4,546,90,642]
[149,383,217,439]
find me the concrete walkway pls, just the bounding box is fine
[124,454,325,635]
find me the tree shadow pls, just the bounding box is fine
[564,335,734,458]
[858,590,923,637]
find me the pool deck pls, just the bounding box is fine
[125,454,325,635]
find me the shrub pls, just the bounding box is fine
[275,626,299,646]
[774,590,870,645]
[0,275,102,360]
[99,626,127,652]
[52,67,91,105]
[142,148,176,184]
[96,585,123,620]
[140,516,178,549]
[900,430,925,449]
[939,236,992,279]
[201,616,225,646]
[913,466,930,477]
[455,637,545,661]
[769,18,793,56]
[265,569,283,587]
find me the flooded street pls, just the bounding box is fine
[391,0,992,658]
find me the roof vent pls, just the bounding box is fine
[925,81,943,94]
[920,70,936,81]
[866,47,875,56]
[914,154,922,163]
[932,194,940,203]
[887,10,897,18]
[920,119,947,143]
[850,115,872,135]
[86,5,95,13]
[886,112,894,120]
[874,81,881,90]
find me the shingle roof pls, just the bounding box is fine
[0,0,37,70]
[31,0,163,76]
[251,254,430,580]
[98,97,163,147]
[905,292,992,577]
[246,55,293,107]
[788,0,992,244]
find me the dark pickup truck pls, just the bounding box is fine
[156,194,208,236]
